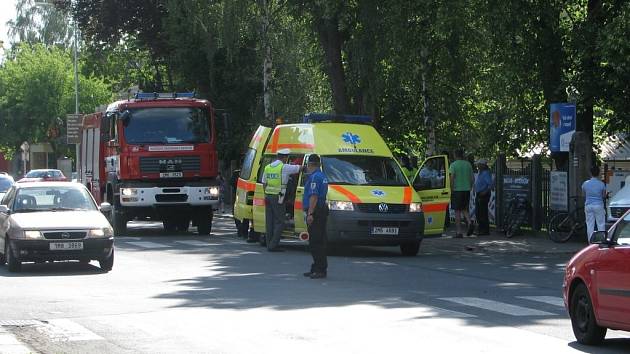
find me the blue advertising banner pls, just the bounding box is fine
[549,103,576,152]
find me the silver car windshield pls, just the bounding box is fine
[13,186,97,212]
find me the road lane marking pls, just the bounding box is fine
[125,241,169,249]
[0,326,33,354]
[174,240,211,247]
[517,296,565,307]
[439,297,554,316]
[36,319,103,342]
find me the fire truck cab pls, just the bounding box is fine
[79,92,220,235]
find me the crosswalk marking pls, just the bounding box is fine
[0,326,33,354]
[125,241,169,249]
[517,296,565,308]
[36,319,103,342]
[440,297,555,316]
[174,240,211,247]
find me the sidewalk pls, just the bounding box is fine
[421,225,587,256]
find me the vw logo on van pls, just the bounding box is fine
[378,203,389,213]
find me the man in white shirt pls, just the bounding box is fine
[261,148,302,251]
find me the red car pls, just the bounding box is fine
[18,169,67,183]
[563,209,630,345]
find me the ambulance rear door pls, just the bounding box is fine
[413,155,450,236]
[234,126,272,223]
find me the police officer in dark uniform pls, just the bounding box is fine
[302,154,329,279]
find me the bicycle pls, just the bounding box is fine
[502,195,530,238]
[547,196,585,243]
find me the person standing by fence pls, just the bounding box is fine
[581,165,606,243]
[474,159,493,235]
[449,148,475,238]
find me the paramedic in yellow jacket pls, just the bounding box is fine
[261,148,302,252]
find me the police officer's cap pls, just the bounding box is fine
[307,154,321,164]
[277,148,291,156]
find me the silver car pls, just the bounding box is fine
[608,176,630,224]
[0,182,114,272]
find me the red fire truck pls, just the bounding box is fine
[79,92,220,235]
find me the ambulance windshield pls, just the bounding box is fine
[321,156,408,186]
[123,107,210,144]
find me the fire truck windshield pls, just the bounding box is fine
[123,107,210,144]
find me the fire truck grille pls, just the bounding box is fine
[139,156,201,173]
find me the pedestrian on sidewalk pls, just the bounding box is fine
[448,148,474,238]
[302,154,329,279]
[582,165,606,243]
[474,158,493,235]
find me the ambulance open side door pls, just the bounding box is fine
[412,155,450,236]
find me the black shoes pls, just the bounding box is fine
[466,222,474,236]
[303,271,327,279]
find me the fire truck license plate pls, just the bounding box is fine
[160,172,183,178]
[371,227,399,235]
[50,242,83,250]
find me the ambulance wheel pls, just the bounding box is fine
[234,218,243,237]
[400,241,420,256]
[196,210,213,235]
[111,206,127,236]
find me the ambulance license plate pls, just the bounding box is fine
[372,227,399,235]
[159,172,183,178]
[50,242,83,251]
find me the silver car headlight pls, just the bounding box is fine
[17,230,44,240]
[87,227,114,238]
[409,202,423,213]
[328,201,354,211]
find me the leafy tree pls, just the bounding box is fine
[0,44,112,157]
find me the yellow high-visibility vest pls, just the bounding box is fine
[264,162,283,195]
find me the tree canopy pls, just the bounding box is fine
[3,0,628,161]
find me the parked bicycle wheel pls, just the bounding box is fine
[505,219,519,238]
[548,212,573,243]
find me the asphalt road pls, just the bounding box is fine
[0,214,628,354]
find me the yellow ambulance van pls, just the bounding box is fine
[235,113,431,255]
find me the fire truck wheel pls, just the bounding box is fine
[196,211,213,235]
[111,206,127,236]
[176,218,190,233]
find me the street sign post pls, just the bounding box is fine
[66,113,82,144]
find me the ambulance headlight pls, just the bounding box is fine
[121,188,137,196]
[207,187,219,196]
[409,202,423,213]
[328,201,354,211]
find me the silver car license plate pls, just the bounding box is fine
[372,227,399,235]
[49,242,84,251]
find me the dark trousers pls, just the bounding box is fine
[475,193,490,233]
[307,206,328,274]
[265,194,284,250]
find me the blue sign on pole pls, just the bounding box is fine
[549,103,576,152]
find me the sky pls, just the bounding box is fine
[0,0,17,60]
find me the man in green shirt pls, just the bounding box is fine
[448,148,474,238]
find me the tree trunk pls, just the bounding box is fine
[421,47,436,156]
[261,0,273,125]
[578,0,601,144]
[316,16,351,114]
